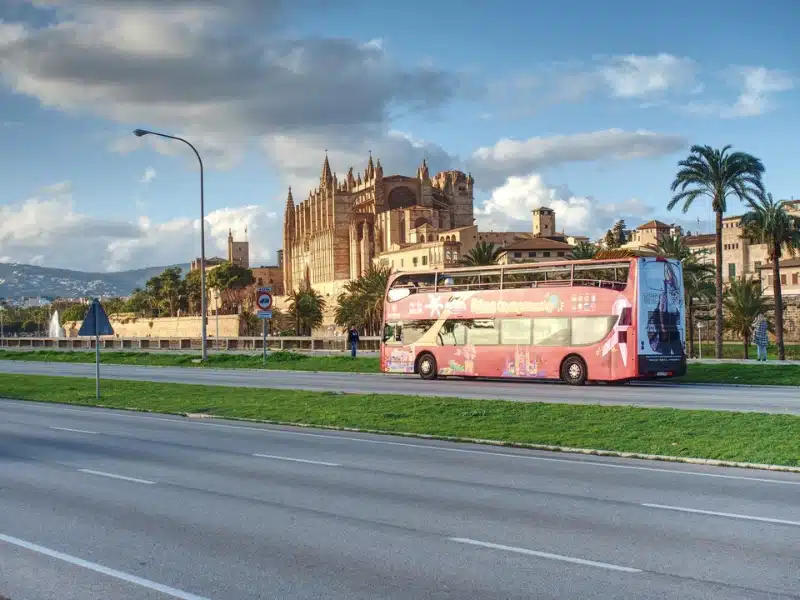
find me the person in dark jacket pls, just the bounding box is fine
[347,326,360,357]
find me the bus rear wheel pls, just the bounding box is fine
[561,356,587,386]
[417,353,438,380]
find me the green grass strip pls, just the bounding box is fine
[1,374,798,467]
[2,349,800,386]
[0,349,380,373]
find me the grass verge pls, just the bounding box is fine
[0,349,380,373]
[2,349,800,386]
[674,363,800,386]
[1,374,798,467]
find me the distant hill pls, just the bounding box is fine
[0,262,191,300]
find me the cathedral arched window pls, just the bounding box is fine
[388,186,417,210]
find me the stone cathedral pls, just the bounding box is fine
[282,154,475,295]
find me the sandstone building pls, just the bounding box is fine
[684,199,800,288]
[282,154,477,296]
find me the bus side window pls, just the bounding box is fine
[438,320,468,346]
[383,322,402,343]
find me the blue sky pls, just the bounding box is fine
[0,0,797,271]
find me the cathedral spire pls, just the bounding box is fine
[418,158,430,181]
[366,150,375,179]
[285,186,294,207]
[321,151,333,187]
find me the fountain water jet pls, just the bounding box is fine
[48,310,65,338]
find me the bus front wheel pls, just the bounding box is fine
[417,353,438,380]
[561,356,587,386]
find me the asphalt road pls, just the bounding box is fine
[1,360,799,414]
[1,398,799,599]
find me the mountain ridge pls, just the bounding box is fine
[0,261,191,300]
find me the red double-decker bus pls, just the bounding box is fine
[380,256,686,385]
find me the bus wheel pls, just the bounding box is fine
[417,353,438,380]
[561,356,587,386]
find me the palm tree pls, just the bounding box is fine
[740,193,800,360]
[651,233,714,358]
[287,284,326,335]
[668,144,765,359]
[335,264,391,335]
[683,258,715,358]
[460,241,502,266]
[649,233,690,260]
[571,241,598,260]
[723,278,773,359]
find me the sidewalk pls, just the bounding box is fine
[690,358,800,366]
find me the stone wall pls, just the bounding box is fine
[717,295,800,343]
[63,314,242,338]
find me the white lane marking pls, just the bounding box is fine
[50,426,97,434]
[449,537,641,573]
[642,503,800,527]
[252,453,340,467]
[78,469,156,485]
[0,532,209,600]
[8,401,800,486]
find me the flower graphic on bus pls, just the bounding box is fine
[425,295,444,317]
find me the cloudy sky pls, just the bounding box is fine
[0,0,797,271]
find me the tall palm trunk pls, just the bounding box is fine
[743,333,750,360]
[772,242,785,361]
[687,294,695,358]
[714,209,724,359]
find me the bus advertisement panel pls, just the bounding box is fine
[637,256,686,375]
[380,257,686,385]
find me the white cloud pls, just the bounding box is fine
[475,174,653,238]
[140,167,156,184]
[684,66,795,118]
[469,129,687,188]
[0,183,281,272]
[600,54,697,98]
[486,54,792,121]
[722,67,794,118]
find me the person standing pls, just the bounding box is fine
[753,313,769,362]
[347,326,360,358]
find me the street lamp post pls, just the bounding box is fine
[697,321,704,360]
[133,128,208,361]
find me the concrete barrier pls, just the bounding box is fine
[0,336,382,353]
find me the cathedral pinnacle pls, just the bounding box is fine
[366,150,375,180]
[285,186,294,207]
[418,158,430,181]
[321,151,333,186]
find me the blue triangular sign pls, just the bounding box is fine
[78,299,114,337]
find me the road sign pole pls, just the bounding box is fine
[94,300,100,401]
[262,319,268,364]
[256,286,273,364]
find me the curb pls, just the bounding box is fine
[184,414,800,475]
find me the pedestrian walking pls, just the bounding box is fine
[347,326,360,358]
[753,313,768,362]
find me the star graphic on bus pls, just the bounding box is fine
[425,295,444,317]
